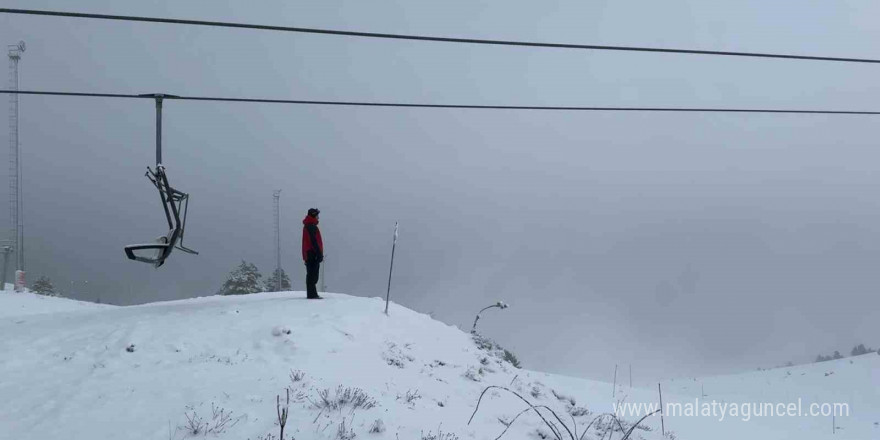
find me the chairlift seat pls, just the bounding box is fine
[124,165,197,267]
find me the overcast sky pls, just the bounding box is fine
[2,0,879,382]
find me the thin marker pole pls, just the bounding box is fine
[384,222,398,314]
[658,383,665,436]
[612,364,618,398]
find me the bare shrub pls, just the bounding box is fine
[421,426,460,440]
[551,390,576,407]
[568,406,590,417]
[468,386,658,440]
[336,417,356,440]
[398,389,422,405]
[310,386,377,413]
[181,403,240,437]
[276,389,290,440]
[290,370,306,383]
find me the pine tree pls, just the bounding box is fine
[32,276,59,297]
[832,350,843,360]
[218,261,263,295]
[851,344,870,356]
[263,267,292,292]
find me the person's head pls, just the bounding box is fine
[307,208,320,219]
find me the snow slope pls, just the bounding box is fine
[0,291,875,440]
[657,353,880,439]
[0,289,112,318]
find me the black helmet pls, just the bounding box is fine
[308,208,320,217]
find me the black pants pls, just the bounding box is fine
[305,260,321,298]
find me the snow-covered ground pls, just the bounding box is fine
[0,288,113,318]
[0,291,875,440]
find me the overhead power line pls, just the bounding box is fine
[0,89,878,115]
[2,8,880,64]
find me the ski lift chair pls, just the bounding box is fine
[124,165,198,267]
[124,94,198,267]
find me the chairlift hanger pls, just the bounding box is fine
[123,94,198,267]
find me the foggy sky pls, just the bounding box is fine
[2,0,879,383]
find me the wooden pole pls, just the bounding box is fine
[629,364,632,387]
[658,383,665,436]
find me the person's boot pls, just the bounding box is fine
[306,285,321,299]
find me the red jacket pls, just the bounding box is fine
[302,215,324,262]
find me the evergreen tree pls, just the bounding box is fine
[263,267,292,292]
[832,350,843,360]
[32,276,59,297]
[851,344,871,356]
[503,349,522,368]
[218,261,263,295]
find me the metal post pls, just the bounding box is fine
[612,364,618,397]
[0,245,10,290]
[658,383,665,436]
[155,96,163,166]
[629,364,632,388]
[384,221,398,314]
[273,190,281,291]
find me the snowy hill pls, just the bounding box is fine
[659,353,880,439]
[0,291,875,440]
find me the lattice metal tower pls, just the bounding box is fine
[273,189,282,291]
[7,41,24,278]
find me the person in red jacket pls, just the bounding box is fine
[302,208,324,299]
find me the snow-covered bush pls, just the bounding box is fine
[218,261,263,295]
[463,366,483,382]
[382,342,414,368]
[368,419,385,434]
[502,349,521,368]
[31,276,59,297]
[472,333,521,368]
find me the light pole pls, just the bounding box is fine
[471,301,508,334]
